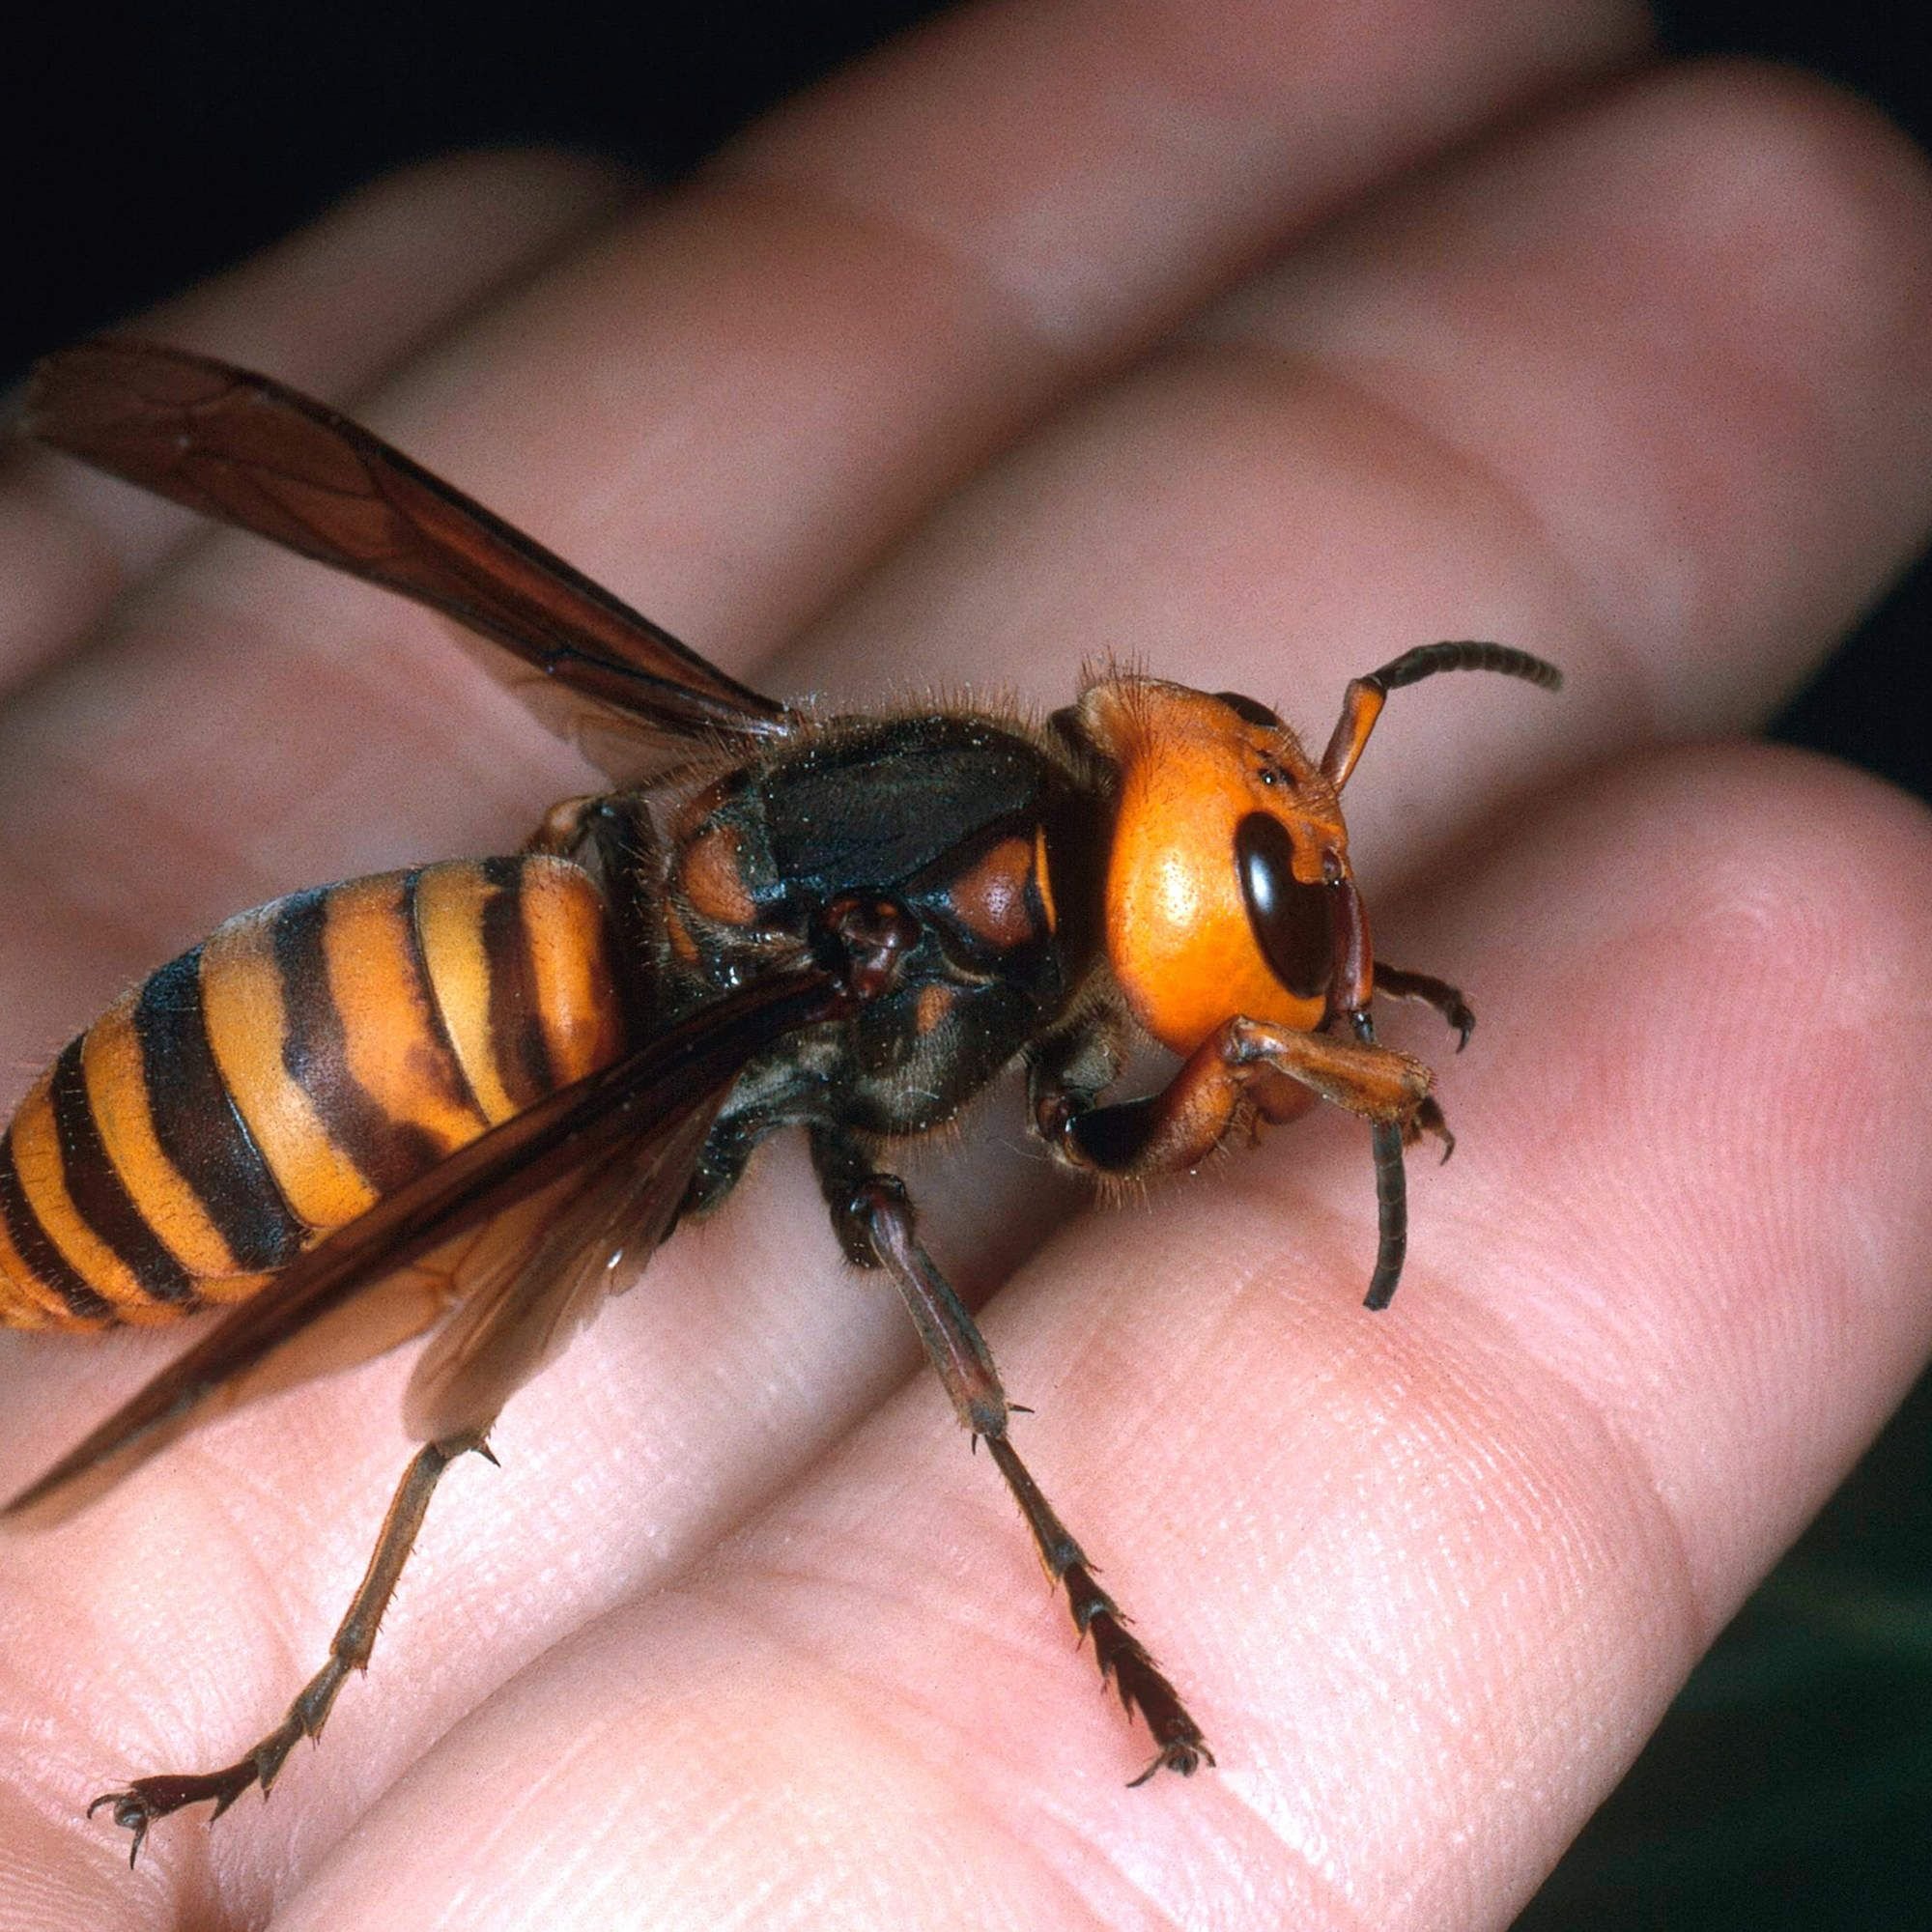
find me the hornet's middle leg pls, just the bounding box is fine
[812,1126,1210,1783]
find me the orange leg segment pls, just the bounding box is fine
[1038,1016,1446,1308]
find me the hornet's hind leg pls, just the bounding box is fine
[90,1431,489,1864]
[813,1127,1210,1782]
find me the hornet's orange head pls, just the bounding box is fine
[1069,676,1357,1056]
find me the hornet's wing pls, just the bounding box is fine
[19,339,798,779]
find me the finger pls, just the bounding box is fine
[1215,61,1932,743]
[265,745,1932,1932]
[1,150,635,687]
[797,61,1932,867]
[0,0,1646,1030]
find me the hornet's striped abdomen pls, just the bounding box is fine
[0,856,627,1330]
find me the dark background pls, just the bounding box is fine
[5,3,1929,1921]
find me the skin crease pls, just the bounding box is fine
[2,6,1932,1930]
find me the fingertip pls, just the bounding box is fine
[1432,741,1932,1606]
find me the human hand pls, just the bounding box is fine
[3,3,1931,1926]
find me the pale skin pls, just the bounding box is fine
[3,2,1932,1926]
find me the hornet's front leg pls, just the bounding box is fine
[1036,1015,1449,1309]
[1374,964,1476,1053]
[812,1127,1210,1784]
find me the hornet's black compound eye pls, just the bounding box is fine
[1235,812,1333,1000]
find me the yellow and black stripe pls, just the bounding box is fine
[0,856,626,1330]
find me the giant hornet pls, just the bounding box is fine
[0,339,1559,1859]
